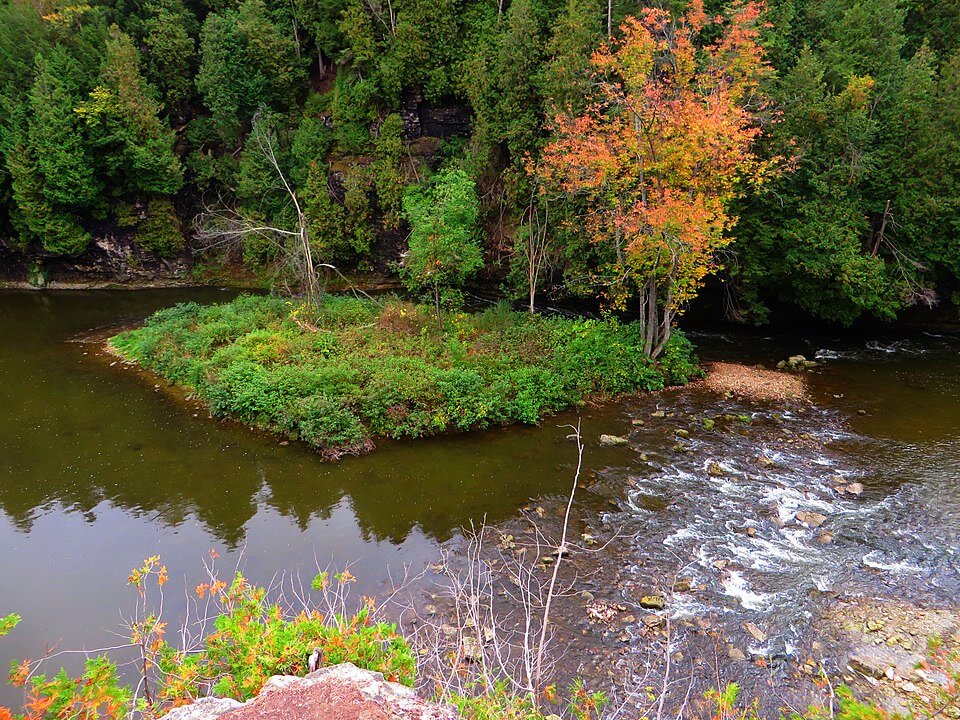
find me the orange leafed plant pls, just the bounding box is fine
[539,0,777,357]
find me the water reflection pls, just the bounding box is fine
[0,289,592,707]
[0,289,583,545]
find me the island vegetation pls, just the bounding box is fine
[110,294,699,457]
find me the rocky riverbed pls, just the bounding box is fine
[410,345,960,716]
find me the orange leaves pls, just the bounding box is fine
[24,691,54,716]
[0,706,13,720]
[10,659,31,687]
[539,1,773,324]
[129,556,167,596]
[195,580,227,599]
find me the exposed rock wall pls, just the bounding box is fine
[0,234,190,288]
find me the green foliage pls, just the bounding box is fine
[141,0,197,114]
[453,680,606,720]
[26,48,100,210]
[303,162,374,263]
[10,656,131,720]
[110,293,697,456]
[401,168,483,324]
[730,0,960,324]
[329,73,376,154]
[196,0,304,140]
[372,113,406,228]
[75,27,183,196]
[156,572,415,701]
[134,197,185,256]
[0,614,20,638]
[789,684,887,720]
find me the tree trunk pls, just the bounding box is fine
[434,281,443,330]
[643,278,657,357]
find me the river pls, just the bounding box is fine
[1,289,958,712]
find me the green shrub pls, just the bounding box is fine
[134,197,185,257]
[156,571,415,703]
[295,394,367,450]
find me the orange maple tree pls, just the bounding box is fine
[539,0,776,356]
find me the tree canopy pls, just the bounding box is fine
[0,0,957,341]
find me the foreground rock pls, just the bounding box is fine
[163,663,458,720]
[820,597,960,716]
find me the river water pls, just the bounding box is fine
[1,289,958,711]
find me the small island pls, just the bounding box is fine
[110,293,699,458]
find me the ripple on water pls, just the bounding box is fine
[603,391,960,662]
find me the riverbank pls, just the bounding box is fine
[107,294,700,458]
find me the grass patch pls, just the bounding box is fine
[110,294,700,458]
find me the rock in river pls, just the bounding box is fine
[639,594,666,610]
[599,434,629,447]
[795,510,827,528]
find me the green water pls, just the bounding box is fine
[0,289,603,705]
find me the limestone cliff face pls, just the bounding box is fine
[0,233,190,288]
[162,663,458,720]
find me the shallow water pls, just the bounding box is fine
[584,329,960,708]
[1,291,959,710]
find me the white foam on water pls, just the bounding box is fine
[669,593,710,619]
[663,525,701,546]
[862,551,924,574]
[814,349,849,360]
[721,570,777,611]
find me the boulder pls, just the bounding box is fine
[639,594,666,610]
[795,511,827,528]
[780,355,819,372]
[599,434,629,447]
[727,646,747,661]
[164,697,243,720]
[743,622,767,642]
[848,646,919,680]
[221,663,457,720]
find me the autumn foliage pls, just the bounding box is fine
[539,1,775,356]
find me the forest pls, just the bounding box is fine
[0,0,958,335]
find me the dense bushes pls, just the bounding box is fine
[154,570,415,702]
[110,294,699,457]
